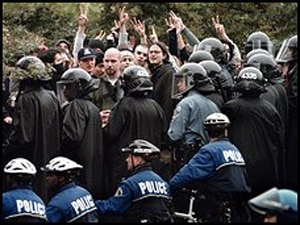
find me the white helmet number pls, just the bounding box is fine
[240,72,258,80]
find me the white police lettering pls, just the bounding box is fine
[138,181,168,195]
[16,199,45,215]
[240,72,258,80]
[223,150,244,163]
[71,194,95,215]
[137,70,148,77]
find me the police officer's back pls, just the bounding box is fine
[41,156,99,222]
[2,158,47,222]
[169,113,251,222]
[95,139,173,223]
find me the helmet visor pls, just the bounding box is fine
[171,75,188,99]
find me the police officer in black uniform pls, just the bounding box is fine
[95,139,173,223]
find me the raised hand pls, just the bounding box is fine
[119,6,129,26]
[165,16,175,33]
[95,30,106,41]
[130,17,146,37]
[211,15,228,41]
[149,25,158,43]
[78,3,89,27]
[111,19,120,33]
[169,10,186,34]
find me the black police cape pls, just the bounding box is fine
[3,85,62,202]
[221,96,285,197]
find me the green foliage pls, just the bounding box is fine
[3,2,297,67]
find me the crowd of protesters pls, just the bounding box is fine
[2,5,297,223]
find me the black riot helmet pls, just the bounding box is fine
[171,62,214,99]
[122,65,153,97]
[244,31,274,56]
[56,68,99,104]
[246,53,282,82]
[232,66,267,95]
[198,60,222,76]
[188,50,214,63]
[195,37,227,63]
[244,48,272,63]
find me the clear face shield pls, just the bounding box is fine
[275,38,291,63]
[56,81,76,107]
[171,74,188,100]
[8,78,20,108]
[245,40,275,56]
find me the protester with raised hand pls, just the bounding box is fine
[73,3,89,67]
[130,16,148,45]
[212,15,242,75]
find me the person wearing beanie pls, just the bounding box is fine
[88,38,106,53]
[93,51,105,78]
[120,50,136,72]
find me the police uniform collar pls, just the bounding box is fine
[13,184,33,190]
[131,163,152,175]
[57,181,76,192]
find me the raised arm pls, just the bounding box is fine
[117,6,130,48]
[73,3,89,66]
[212,15,241,65]
[130,17,148,45]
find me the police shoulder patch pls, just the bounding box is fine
[172,106,182,121]
[114,187,123,196]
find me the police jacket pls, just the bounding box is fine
[2,185,47,222]
[168,90,220,146]
[169,138,251,199]
[46,182,98,222]
[95,164,172,222]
